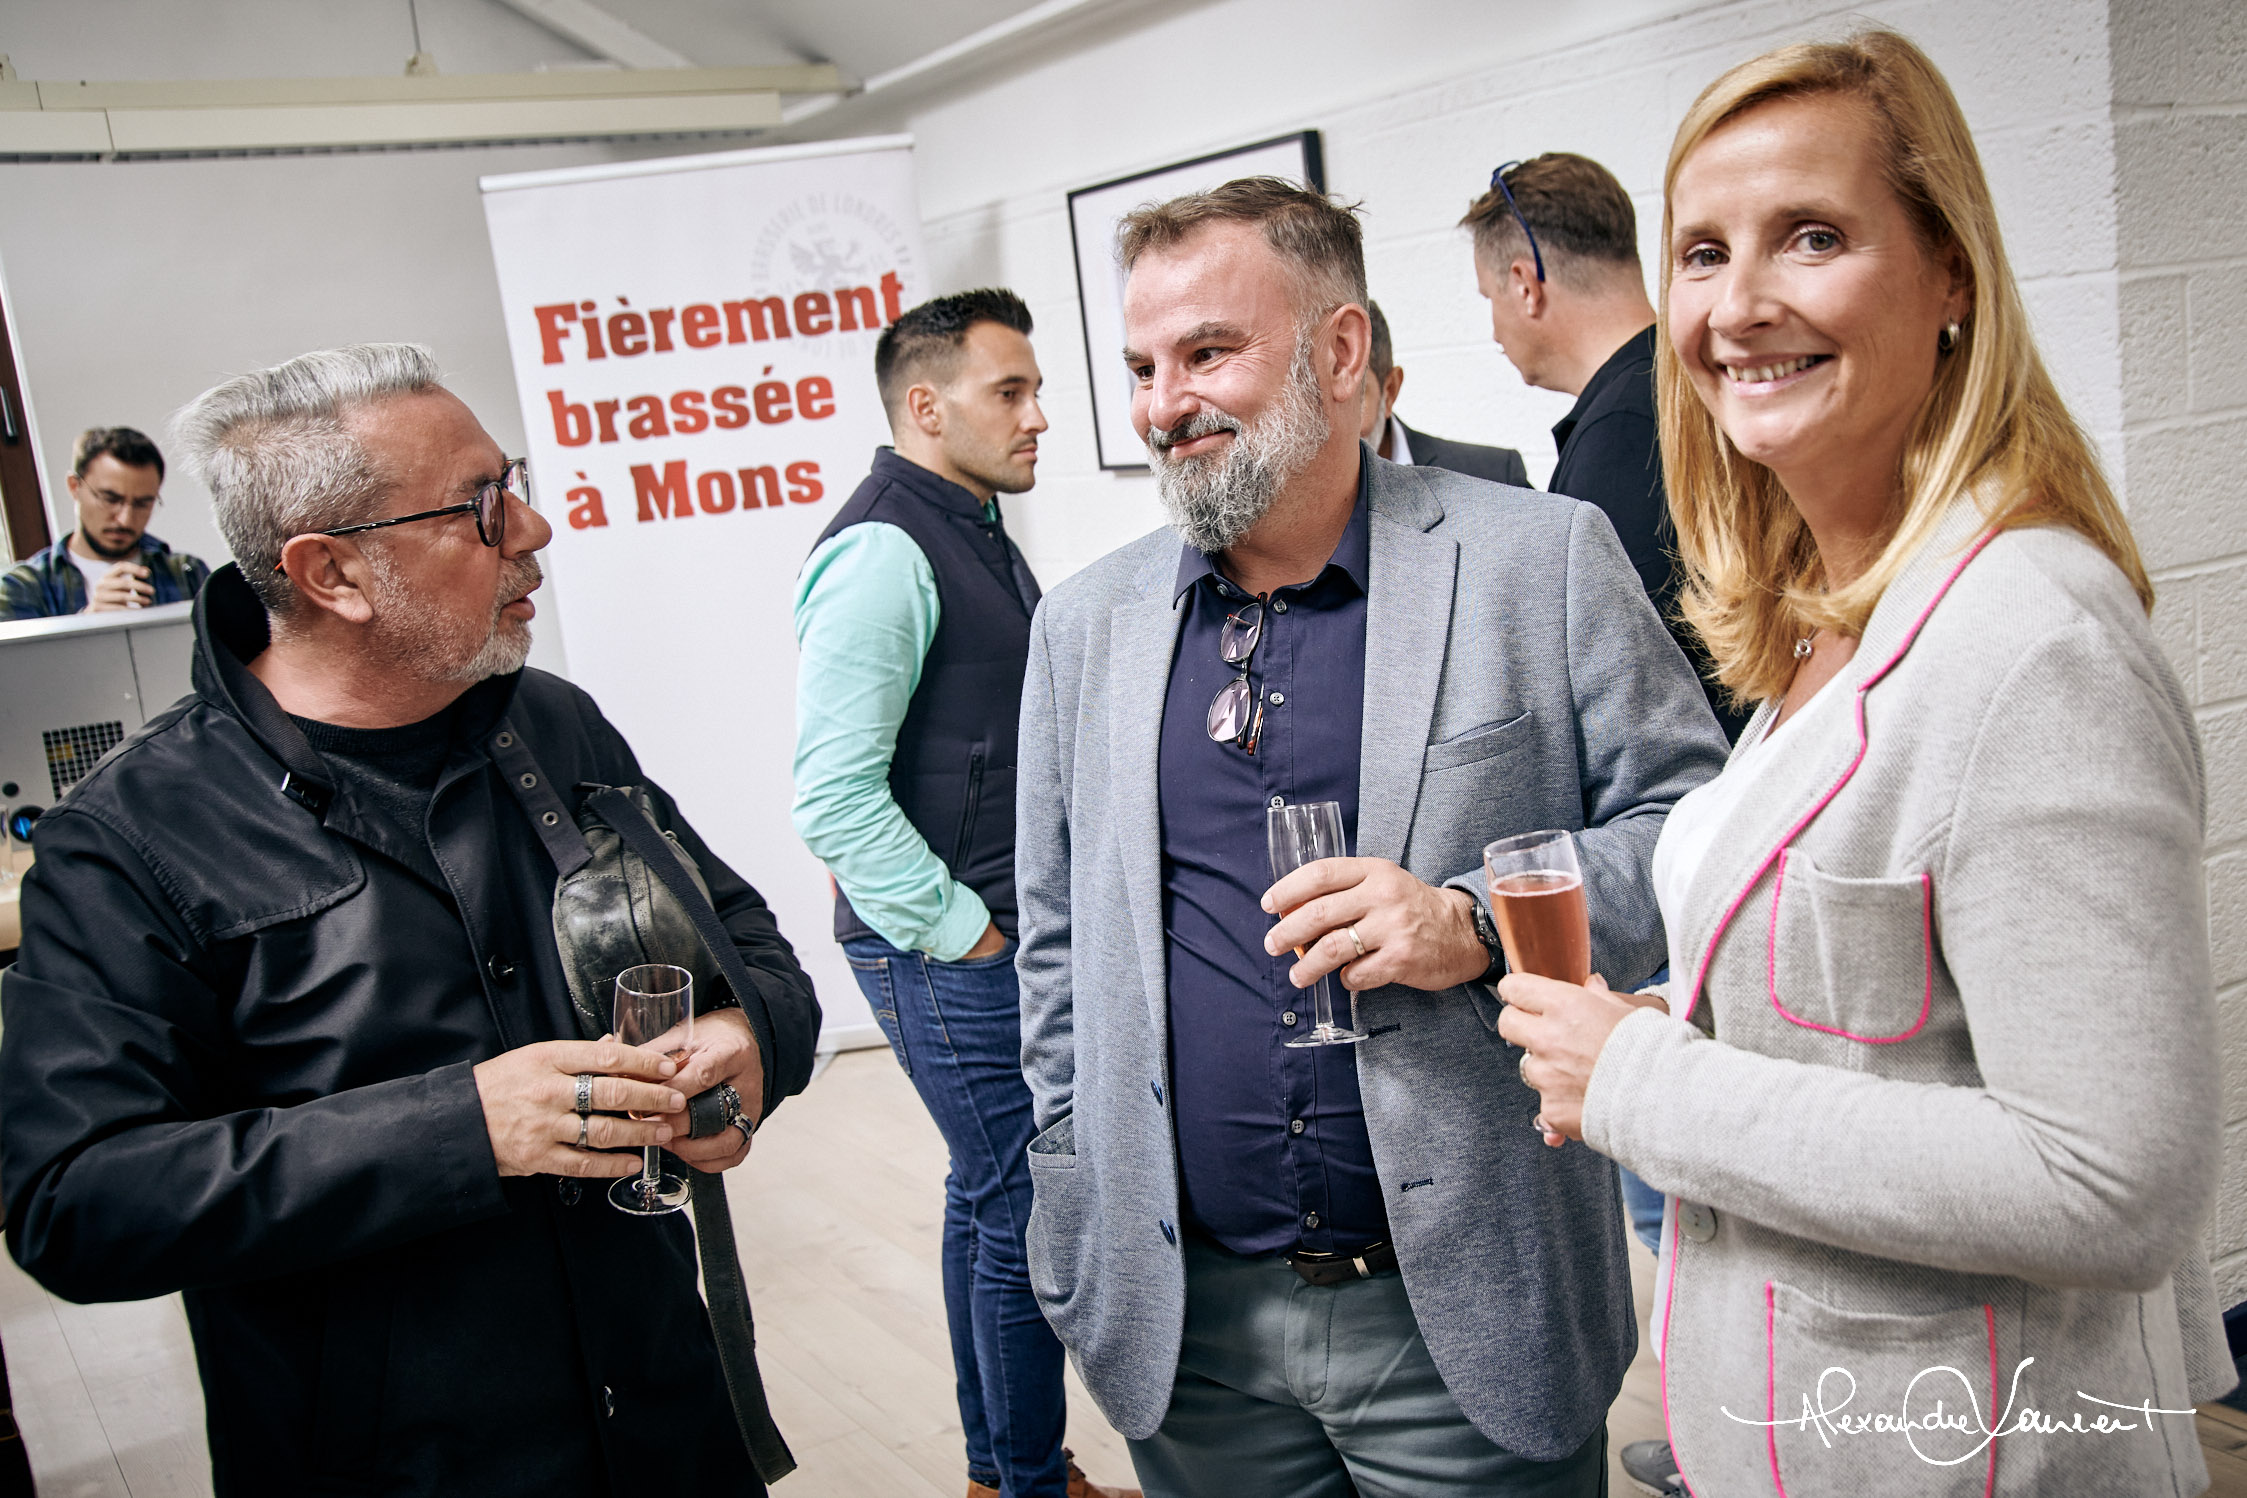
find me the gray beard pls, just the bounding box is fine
[1146,342,1329,555]
[365,554,540,684]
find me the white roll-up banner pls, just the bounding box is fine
[481,136,926,1049]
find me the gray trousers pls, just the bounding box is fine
[1127,1236,1606,1498]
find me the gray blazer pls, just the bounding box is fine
[1584,498,2232,1496]
[1015,455,1729,1458]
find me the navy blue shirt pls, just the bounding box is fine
[1159,474,1386,1257]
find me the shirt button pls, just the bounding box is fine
[1302,1211,1319,1229]
[1289,1118,1305,1135]
[1268,691,1286,705]
[601,1386,615,1418]
[494,731,515,749]
[1272,599,1289,614]
[1283,1011,1297,1026]
[519,772,538,789]
[1269,795,1284,808]
[486,955,516,983]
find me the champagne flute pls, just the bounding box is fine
[1482,830,1590,985]
[609,963,694,1216]
[1267,800,1370,1048]
[1484,830,1589,1149]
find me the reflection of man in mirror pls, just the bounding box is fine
[0,426,211,620]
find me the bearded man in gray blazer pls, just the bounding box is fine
[1015,178,1727,1497]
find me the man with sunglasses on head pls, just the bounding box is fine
[1464,155,1744,741]
[0,345,819,1498]
[0,426,210,619]
[1014,180,1725,1497]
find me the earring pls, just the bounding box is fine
[1938,320,1962,355]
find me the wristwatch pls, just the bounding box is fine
[1466,898,1507,984]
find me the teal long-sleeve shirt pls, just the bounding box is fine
[791,520,994,961]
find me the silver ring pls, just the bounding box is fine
[575,1115,591,1150]
[1348,924,1366,960]
[731,1115,756,1146]
[574,1073,594,1116]
[1519,1052,1532,1084]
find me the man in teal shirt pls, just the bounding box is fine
[792,290,1133,1498]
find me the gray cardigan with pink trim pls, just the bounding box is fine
[1584,497,2231,1498]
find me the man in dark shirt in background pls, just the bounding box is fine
[1461,154,1745,739]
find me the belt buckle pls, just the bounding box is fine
[1287,1240,1388,1285]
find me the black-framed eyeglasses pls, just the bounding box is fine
[1489,161,1547,284]
[273,457,530,573]
[1205,596,1267,755]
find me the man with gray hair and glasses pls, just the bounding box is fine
[1014,179,1726,1494]
[0,345,819,1497]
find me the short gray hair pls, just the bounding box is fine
[172,343,443,613]
[1116,177,1367,329]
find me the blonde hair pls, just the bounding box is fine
[1658,29,2150,707]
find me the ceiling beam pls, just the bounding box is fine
[488,0,695,69]
[0,65,844,155]
[9,65,838,112]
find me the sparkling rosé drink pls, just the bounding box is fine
[1483,831,1591,985]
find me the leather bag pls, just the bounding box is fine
[507,750,795,1487]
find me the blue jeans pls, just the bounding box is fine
[1129,1236,1607,1497]
[1618,966,1669,1254]
[844,936,1068,1498]
[1618,1169,1665,1255]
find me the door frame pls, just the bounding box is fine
[0,256,49,562]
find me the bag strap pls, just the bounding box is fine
[581,785,781,1120]
[690,1171,795,1484]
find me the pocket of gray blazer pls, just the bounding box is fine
[1769,849,1934,1044]
[1028,1113,1076,1166]
[1421,710,1533,773]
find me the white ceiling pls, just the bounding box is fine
[0,0,1056,89]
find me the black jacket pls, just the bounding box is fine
[1396,421,1530,489]
[0,565,820,1498]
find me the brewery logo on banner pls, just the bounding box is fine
[519,187,920,537]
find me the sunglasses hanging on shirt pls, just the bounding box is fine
[1206,597,1267,755]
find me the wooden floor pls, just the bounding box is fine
[1,1046,2242,1496]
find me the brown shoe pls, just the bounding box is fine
[966,1485,999,1498]
[1065,1450,1140,1498]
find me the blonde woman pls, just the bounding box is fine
[1497,31,2232,1498]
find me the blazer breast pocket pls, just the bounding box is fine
[1768,849,1934,1045]
[1422,711,1532,774]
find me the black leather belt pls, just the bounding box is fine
[1284,1240,1397,1287]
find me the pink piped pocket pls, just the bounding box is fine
[1766,850,1934,1045]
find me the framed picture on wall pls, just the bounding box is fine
[1067,130,1324,472]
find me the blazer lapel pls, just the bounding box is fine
[1673,495,2000,1022]
[1110,571,1186,1038]
[1357,467,1456,864]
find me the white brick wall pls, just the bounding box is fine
[904,0,2247,1297]
[2114,0,2247,1303]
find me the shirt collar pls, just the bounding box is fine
[1171,449,1372,603]
[1385,416,1414,467]
[1552,323,1658,451]
[871,446,999,520]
